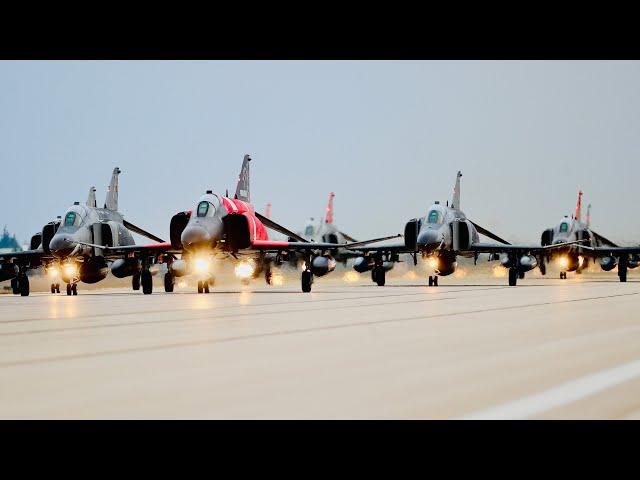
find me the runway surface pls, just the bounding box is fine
[1,275,640,419]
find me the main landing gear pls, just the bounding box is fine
[560,271,567,280]
[428,275,438,287]
[141,269,153,295]
[509,268,518,286]
[132,273,141,291]
[50,283,60,294]
[619,257,628,283]
[301,269,313,293]
[12,272,30,296]
[66,283,78,295]
[164,272,175,293]
[372,266,386,286]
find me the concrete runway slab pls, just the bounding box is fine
[1,275,640,419]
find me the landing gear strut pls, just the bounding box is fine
[619,257,628,283]
[428,275,438,287]
[373,266,386,286]
[508,268,518,286]
[164,272,175,292]
[66,283,77,295]
[301,269,313,293]
[19,274,30,296]
[132,273,141,291]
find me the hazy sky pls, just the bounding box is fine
[1,61,639,245]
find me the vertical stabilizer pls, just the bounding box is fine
[234,154,251,202]
[87,187,97,208]
[586,203,591,229]
[104,167,121,211]
[264,202,272,218]
[451,171,462,210]
[575,190,583,223]
[325,192,335,224]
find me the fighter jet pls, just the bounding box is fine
[540,191,640,282]
[348,171,579,287]
[86,155,397,293]
[0,167,167,296]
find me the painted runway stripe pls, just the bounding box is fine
[461,358,640,419]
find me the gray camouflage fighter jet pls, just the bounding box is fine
[540,191,640,282]
[0,167,166,296]
[83,155,398,293]
[348,171,580,287]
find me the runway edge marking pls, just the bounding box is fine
[460,358,640,419]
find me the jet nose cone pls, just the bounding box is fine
[181,226,212,250]
[417,229,441,253]
[49,235,75,258]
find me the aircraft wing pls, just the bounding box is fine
[336,239,411,254]
[122,220,165,243]
[578,245,640,256]
[467,240,585,255]
[71,241,181,257]
[0,249,48,260]
[248,234,402,253]
[590,229,619,248]
[468,220,511,245]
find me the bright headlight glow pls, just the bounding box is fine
[63,263,77,277]
[194,257,210,274]
[558,256,569,269]
[427,257,439,269]
[235,261,255,279]
[47,266,59,278]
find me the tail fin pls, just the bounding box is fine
[325,192,335,224]
[586,203,591,229]
[87,187,97,207]
[104,167,121,211]
[234,154,251,202]
[451,171,462,210]
[574,190,583,222]
[264,202,272,218]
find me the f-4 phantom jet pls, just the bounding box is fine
[0,168,166,296]
[540,191,640,282]
[348,171,580,287]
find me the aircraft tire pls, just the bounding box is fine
[66,283,72,295]
[50,284,56,294]
[11,278,19,294]
[204,281,210,293]
[518,270,525,280]
[434,275,438,287]
[197,281,203,294]
[19,276,30,296]
[141,270,153,295]
[72,284,78,295]
[302,270,313,293]
[508,268,517,286]
[619,269,628,283]
[132,273,141,291]
[371,268,377,284]
[164,273,174,293]
[374,267,385,286]
[428,276,434,287]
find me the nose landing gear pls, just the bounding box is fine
[66,283,78,295]
[50,283,60,294]
[428,275,438,287]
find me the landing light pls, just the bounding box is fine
[63,263,77,278]
[427,257,439,269]
[558,256,569,269]
[47,266,59,278]
[578,255,584,268]
[194,257,210,274]
[235,261,255,279]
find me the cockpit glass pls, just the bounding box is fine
[304,225,314,236]
[197,201,210,217]
[64,211,77,227]
[427,210,442,224]
[560,222,569,232]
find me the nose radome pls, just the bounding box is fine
[181,226,212,249]
[417,229,440,252]
[49,235,75,258]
